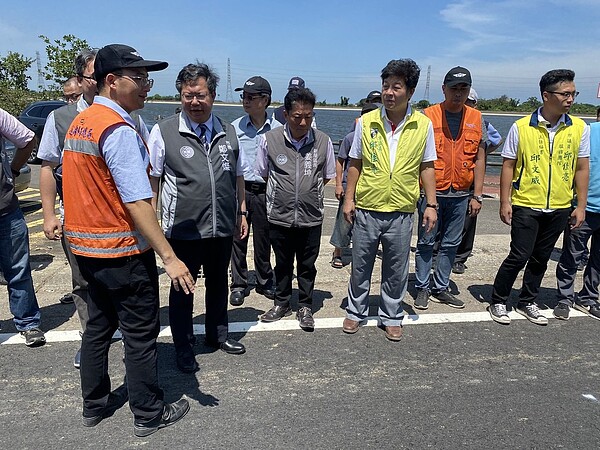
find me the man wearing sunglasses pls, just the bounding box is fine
[488,69,589,326]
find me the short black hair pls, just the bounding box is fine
[175,62,219,97]
[381,59,421,90]
[539,69,575,96]
[284,87,316,112]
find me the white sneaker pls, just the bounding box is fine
[515,303,548,325]
[488,303,511,325]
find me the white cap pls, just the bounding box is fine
[467,88,478,102]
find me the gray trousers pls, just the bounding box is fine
[556,211,600,306]
[346,209,413,326]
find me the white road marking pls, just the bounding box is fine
[0,309,587,345]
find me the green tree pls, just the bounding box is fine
[0,51,34,90]
[340,96,349,106]
[39,34,90,87]
[414,99,431,110]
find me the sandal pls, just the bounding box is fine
[331,253,343,269]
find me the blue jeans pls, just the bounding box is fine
[415,196,469,292]
[329,197,353,249]
[0,208,41,331]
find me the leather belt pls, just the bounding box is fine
[245,181,266,194]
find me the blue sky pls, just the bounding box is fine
[1,0,599,105]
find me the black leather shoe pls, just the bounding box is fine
[175,347,199,373]
[134,398,190,437]
[82,384,129,427]
[255,286,276,300]
[229,290,245,306]
[297,307,315,331]
[206,338,246,355]
[260,305,292,322]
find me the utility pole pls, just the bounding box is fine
[225,58,233,104]
[424,65,431,102]
[36,51,46,91]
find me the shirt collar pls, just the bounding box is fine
[93,96,135,127]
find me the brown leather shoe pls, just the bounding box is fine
[384,325,403,341]
[342,318,360,334]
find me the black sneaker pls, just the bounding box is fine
[20,328,46,347]
[515,302,548,325]
[573,303,600,321]
[134,398,190,437]
[74,348,82,369]
[414,289,429,310]
[553,303,570,320]
[431,290,465,309]
[452,262,466,274]
[59,293,75,304]
[488,303,511,325]
[297,307,315,331]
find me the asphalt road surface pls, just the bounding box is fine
[1,164,599,448]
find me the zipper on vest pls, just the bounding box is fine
[294,151,299,225]
[205,144,218,237]
[547,151,552,209]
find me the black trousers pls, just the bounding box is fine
[454,212,477,264]
[168,237,231,348]
[76,250,164,424]
[491,206,570,305]
[61,233,89,331]
[230,186,274,292]
[269,224,322,309]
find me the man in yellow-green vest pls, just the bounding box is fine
[488,69,589,326]
[341,59,438,342]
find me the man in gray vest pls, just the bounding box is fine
[148,63,248,373]
[229,76,281,307]
[39,49,150,368]
[39,49,98,367]
[256,87,336,330]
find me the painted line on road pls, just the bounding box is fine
[0,309,587,345]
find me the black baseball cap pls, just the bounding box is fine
[94,44,168,82]
[287,76,305,90]
[366,90,382,102]
[443,66,472,87]
[234,76,272,95]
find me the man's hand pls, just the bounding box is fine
[468,198,482,217]
[343,197,355,224]
[236,215,249,240]
[335,184,344,201]
[43,216,62,240]
[163,256,195,294]
[422,207,437,233]
[499,202,512,225]
[570,207,586,229]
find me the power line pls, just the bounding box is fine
[36,51,45,91]
[225,58,233,103]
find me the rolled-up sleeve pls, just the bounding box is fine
[147,124,166,178]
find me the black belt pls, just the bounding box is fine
[245,181,266,193]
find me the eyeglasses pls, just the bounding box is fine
[240,93,265,101]
[546,91,579,100]
[80,75,96,82]
[63,93,81,102]
[182,93,209,102]
[118,75,154,89]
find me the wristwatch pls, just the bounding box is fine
[425,203,438,210]
[238,211,248,217]
[473,195,484,203]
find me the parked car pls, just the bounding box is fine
[18,100,66,163]
[1,139,31,193]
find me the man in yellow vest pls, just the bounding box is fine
[63,44,194,437]
[414,67,487,310]
[342,59,437,341]
[488,69,589,326]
